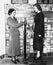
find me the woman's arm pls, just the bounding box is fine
[7,18,25,28]
[34,14,39,23]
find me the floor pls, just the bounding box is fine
[0,54,53,65]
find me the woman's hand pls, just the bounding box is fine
[24,21,27,25]
[38,34,41,37]
[23,18,27,25]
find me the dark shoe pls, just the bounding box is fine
[33,57,36,60]
[16,59,20,63]
[11,59,17,64]
[36,57,41,61]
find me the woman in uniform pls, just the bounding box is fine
[7,8,26,64]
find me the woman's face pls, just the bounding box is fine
[11,10,16,17]
[34,6,38,13]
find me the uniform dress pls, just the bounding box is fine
[7,17,23,56]
[33,12,44,53]
[33,12,46,65]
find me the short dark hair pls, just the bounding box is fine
[33,4,42,12]
[8,8,15,15]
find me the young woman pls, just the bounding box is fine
[33,4,44,60]
[7,8,26,64]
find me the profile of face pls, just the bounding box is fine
[11,10,16,17]
[34,6,38,13]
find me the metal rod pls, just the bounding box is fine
[24,18,26,59]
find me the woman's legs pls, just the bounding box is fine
[11,56,17,64]
[15,56,20,62]
[11,55,20,63]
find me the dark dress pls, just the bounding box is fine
[33,12,46,65]
[7,17,23,56]
[33,12,44,52]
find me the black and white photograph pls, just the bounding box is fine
[0,0,53,65]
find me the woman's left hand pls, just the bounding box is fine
[24,21,27,25]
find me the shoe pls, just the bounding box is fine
[11,59,17,64]
[16,59,20,63]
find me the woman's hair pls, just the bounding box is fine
[8,8,15,15]
[33,4,42,12]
